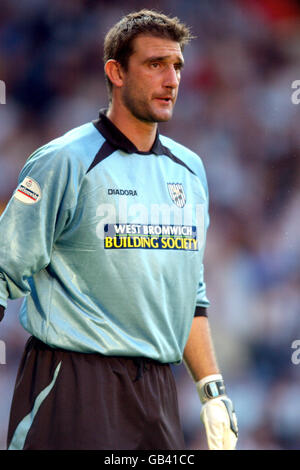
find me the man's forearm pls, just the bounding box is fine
[183,316,220,382]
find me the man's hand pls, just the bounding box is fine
[201,395,238,450]
[196,374,238,450]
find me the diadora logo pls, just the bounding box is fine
[108,188,138,196]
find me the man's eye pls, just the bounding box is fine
[151,63,160,69]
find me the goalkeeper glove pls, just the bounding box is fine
[196,374,238,450]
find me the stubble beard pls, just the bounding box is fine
[121,84,174,124]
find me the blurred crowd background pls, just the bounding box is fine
[0,0,299,450]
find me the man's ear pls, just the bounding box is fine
[104,60,124,88]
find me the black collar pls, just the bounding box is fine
[92,109,165,156]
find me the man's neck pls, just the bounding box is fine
[106,103,157,152]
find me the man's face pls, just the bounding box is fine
[120,35,184,123]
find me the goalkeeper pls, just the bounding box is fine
[0,9,237,450]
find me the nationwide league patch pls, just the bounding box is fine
[167,183,186,208]
[14,177,42,204]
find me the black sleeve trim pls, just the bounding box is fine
[0,305,5,322]
[86,140,117,174]
[194,306,208,317]
[161,145,196,176]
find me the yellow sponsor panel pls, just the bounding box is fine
[105,235,198,250]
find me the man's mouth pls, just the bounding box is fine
[155,97,173,103]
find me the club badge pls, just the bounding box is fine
[167,183,186,208]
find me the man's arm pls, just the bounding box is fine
[0,145,79,311]
[183,316,238,450]
[183,316,219,381]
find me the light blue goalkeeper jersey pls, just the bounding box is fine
[0,110,210,363]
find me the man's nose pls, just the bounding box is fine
[163,65,180,88]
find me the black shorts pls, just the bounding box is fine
[7,336,186,450]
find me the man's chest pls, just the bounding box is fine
[62,153,208,253]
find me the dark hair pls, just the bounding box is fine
[103,9,193,99]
